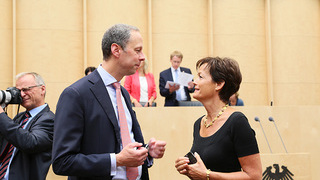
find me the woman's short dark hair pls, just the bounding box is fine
[196,57,242,103]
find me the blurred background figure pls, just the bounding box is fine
[84,66,96,76]
[159,50,194,106]
[124,58,157,107]
[229,92,244,106]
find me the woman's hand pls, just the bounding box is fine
[187,152,207,180]
[0,106,4,113]
[133,100,142,107]
[175,156,190,176]
[176,152,208,180]
[145,100,153,107]
[145,96,155,107]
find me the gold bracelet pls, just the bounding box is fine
[206,169,211,180]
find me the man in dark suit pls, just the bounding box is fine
[52,24,166,180]
[0,72,54,180]
[159,51,195,106]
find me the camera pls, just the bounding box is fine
[0,87,22,108]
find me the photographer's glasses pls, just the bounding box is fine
[18,84,43,93]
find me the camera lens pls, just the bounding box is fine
[0,90,12,105]
[0,87,22,106]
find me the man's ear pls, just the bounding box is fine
[215,81,225,91]
[111,43,121,58]
[41,85,46,96]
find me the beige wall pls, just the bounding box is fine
[1,0,319,108]
[0,0,319,179]
[270,0,320,106]
[0,0,13,89]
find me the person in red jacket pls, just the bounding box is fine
[124,59,157,107]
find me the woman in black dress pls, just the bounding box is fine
[175,57,262,180]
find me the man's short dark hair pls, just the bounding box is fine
[101,24,139,60]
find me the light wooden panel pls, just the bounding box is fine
[0,0,13,88]
[261,153,311,179]
[211,0,268,106]
[1,0,320,109]
[86,0,149,68]
[152,0,208,106]
[0,0,319,179]
[271,0,320,105]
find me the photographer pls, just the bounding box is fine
[0,72,54,180]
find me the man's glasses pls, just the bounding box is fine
[18,84,43,93]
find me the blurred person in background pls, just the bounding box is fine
[124,58,157,107]
[84,66,96,76]
[159,50,194,106]
[229,92,244,106]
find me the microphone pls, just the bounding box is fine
[254,117,272,153]
[269,116,288,153]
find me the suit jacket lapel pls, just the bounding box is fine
[89,72,121,142]
[24,106,49,131]
[88,71,143,144]
[13,112,25,124]
[169,68,174,81]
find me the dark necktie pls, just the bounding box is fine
[0,112,30,178]
[112,82,138,180]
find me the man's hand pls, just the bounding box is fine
[0,105,5,113]
[147,138,166,159]
[169,84,180,94]
[116,142,148,167]
[187,81,194,90]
